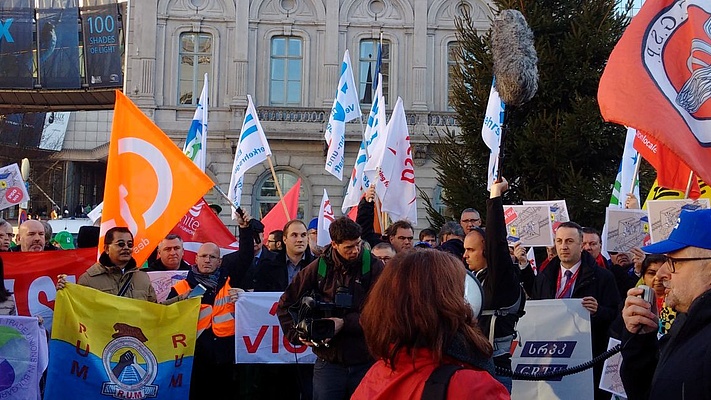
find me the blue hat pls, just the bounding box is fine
[308,217,318,231]
[642,209,711,254]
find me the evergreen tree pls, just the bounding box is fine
[430,0,636,230]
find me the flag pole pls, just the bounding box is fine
[684,171,695,199]
[628,156,642,196]
[266,155,290,219]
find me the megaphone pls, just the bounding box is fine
[464,270,484,318]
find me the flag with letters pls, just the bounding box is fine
[482,79,505,190]
[325,50,361,180]
[0,316,48,400]
[342,140,370,213]
[45,284,201,399]
[100,91,215,266]
[363,74,388,186]
[378,97,417,224]
[228,95,272,214]
[318,189,335,247]
[183,73,208,171]
[598,0,711,189]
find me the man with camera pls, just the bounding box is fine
[277,216,384,400]
[621,209,711,400]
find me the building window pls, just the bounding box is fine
[270,36,302,105]
[255,170,306,221]
[178,32,212,105]
[447,42,458,111]
[434,185,448,217]
[359,39,390,105]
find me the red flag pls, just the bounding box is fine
[598,0,711,188]
[632,129,700,198]
[170,198,239,264]
[261,178,301,236]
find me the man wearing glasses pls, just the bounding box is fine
[56,226,157,302]
[621,209,711,400]
[460,207,482,234]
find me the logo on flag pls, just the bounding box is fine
[325,50,361,181]
[342,140,370,213]
[482,80,505,190]
[183,73,208,171]
[99,91,215,266]
[228,95,272,212]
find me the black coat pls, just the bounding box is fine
[531,251,621,358]
[621,289,711,400]
[254,249,317,292]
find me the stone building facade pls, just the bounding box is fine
[51,0,496,231]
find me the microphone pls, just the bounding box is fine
[491,9,539,106]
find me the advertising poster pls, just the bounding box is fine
[37,7,81,88]
[0,6,34,88]
[81,4,123,87]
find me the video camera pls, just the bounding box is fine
[293,288,353,345]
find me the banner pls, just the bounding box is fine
[0,113,47,148]
[100,91,215,267]
[147,270,188,304]
[512,299,593,400]
[317,188,334,247]
[81,4,123,88]
[234,292,315,364]
[0,316,48,400]
[169,197,239,265]
[39,111,71,151]
[45,284,201,399]
[0,162,30,211]
[0,7,34,88]
[3,247,96,331]
[37,7,81,89]
[341,140,370,213]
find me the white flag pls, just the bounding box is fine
[482,79,505,190]
[183,73,208,172]
[610,127,641,207]
[363,73,388,185]
[379,97,417,225]
[228,95,272,216]
[318,189,335,247]
[325,50,362,180]
[527,247,538,274]
[341,140,370,214]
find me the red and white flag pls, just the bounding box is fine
[378,97,417,224]
[170,198,240,264]
[317,189,335,247]
[598,0,711,188]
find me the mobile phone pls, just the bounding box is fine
[188,284,207,298]
[637,285,657,315]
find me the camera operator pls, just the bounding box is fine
[277,216,384,400]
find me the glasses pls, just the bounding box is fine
[197,254,219,260]
[111,241,134,248]
[664,255,711,273]
[461,219,480,224]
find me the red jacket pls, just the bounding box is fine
[351,347,509,400]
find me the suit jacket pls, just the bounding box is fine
[254,250,317,292]
[531,250,621,357]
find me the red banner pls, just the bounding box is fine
[4,248,97,329]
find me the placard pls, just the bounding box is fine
[604,207,650,252]
[647,199,710,243]
[504,204,554,247]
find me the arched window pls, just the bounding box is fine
[178,32,212,105]
[255,170,307,221]
[434,185,449,217]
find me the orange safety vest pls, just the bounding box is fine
[173,279,235,338]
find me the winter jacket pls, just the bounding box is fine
[277,244,383,365]
[351,345,508,400]
[620,289,711,400]
[78,252,157,302]
[530,251,621,359]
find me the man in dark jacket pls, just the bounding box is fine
[621,209,711,400]
[462,178,524,393]
[145,234,191,271]
[277,216,384,400]
[527,221,620,400]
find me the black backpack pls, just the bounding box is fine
[421,364,463,400]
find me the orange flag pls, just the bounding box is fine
[100,91,215,266]
[598,0,711,188]
[260,178,301,236]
